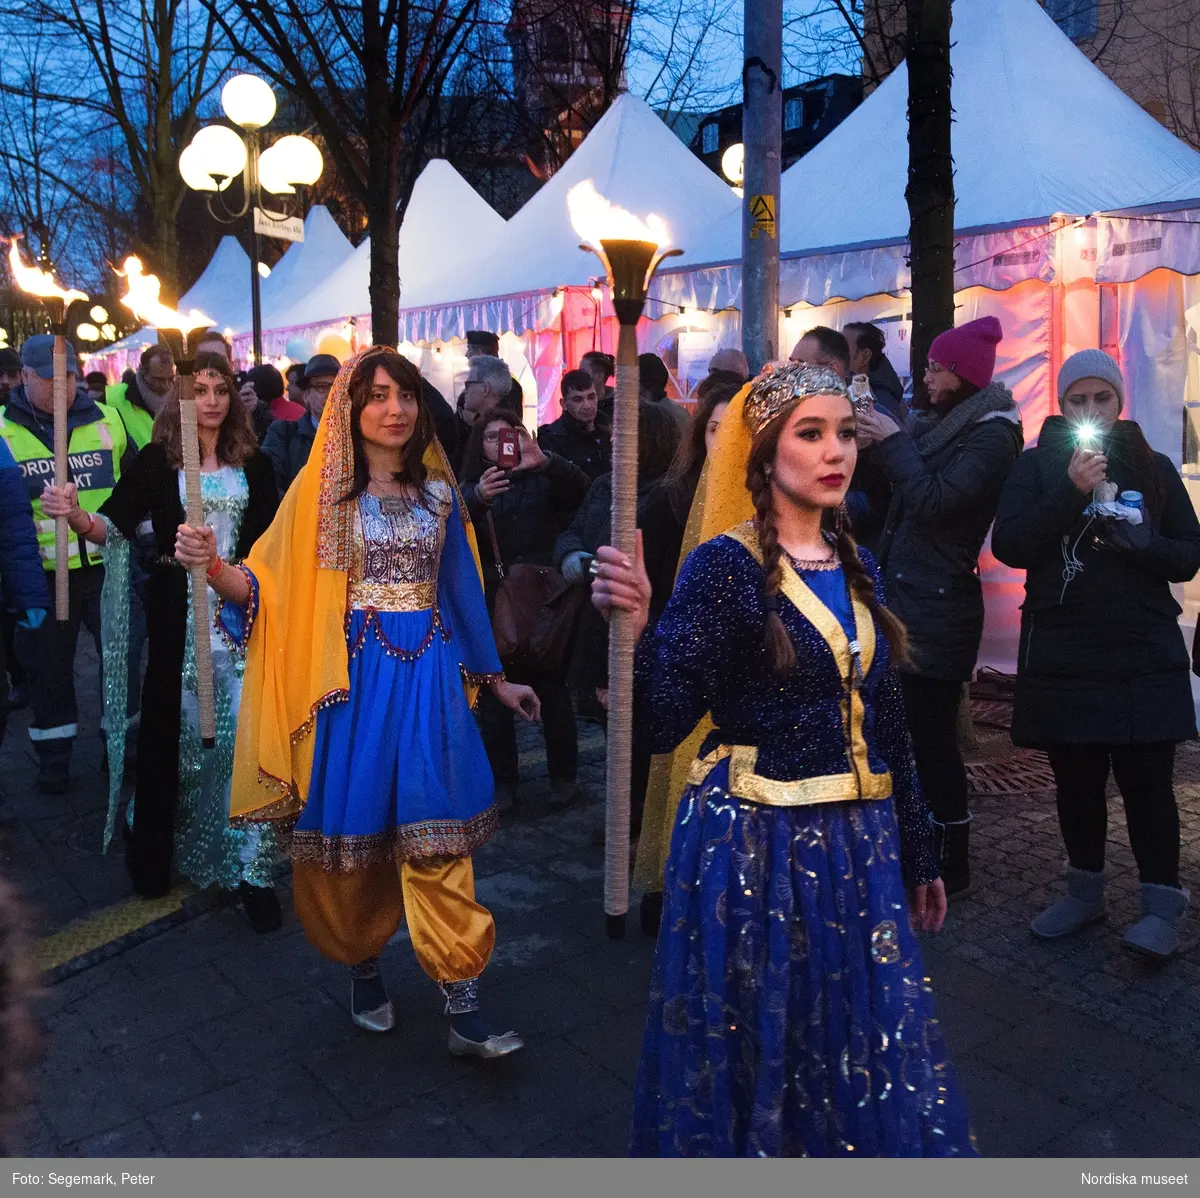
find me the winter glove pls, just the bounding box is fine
[18,608,47,630]
[1104,518,1154,555]
[561,550,591,585]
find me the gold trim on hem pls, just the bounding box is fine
[686,744,892,806]
[290,806,500,873]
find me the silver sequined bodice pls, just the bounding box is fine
[349,481,452,611]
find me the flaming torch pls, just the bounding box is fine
[569,181,681,938]
[6,240,89,622]
[116,256,218,748]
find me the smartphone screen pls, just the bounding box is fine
[497,427,520,469]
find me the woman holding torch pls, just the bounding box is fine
[592,364,975,1156]
[42,352,284,928]
[174,347,538,1055]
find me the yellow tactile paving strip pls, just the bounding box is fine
[35,882,199,974]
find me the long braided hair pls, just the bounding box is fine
[746,405,909,674]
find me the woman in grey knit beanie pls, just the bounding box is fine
[993,348,1199,959]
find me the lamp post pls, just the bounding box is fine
[179,74,323,364]
[569,181,681,939]
[6,239,89,622]
[116,255,219,748]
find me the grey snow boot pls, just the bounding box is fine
[1030,866,1105,940]
[1122,884,1189,960]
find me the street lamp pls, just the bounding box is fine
[179,73,323,363]
[569,179,680,939]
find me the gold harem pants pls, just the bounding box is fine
[292,855,495,982]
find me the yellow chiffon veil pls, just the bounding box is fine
[228,345,484,823]
[632,379,757,891]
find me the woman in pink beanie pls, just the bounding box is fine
[857,316,1023,896]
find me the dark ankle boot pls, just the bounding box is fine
[933,817,971,897]
[639,891,663,937]
[238,882,282,933]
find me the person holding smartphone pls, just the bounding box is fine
[992,350,1200,959]
[460,411,591,812]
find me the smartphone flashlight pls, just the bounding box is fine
[1075,421,1100,448]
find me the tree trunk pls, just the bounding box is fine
[152,199,179,300]
[366,130,400,347]
[905,0,955,409]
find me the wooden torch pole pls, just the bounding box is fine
[603,320,641,938]
[51,329,70,621]
[177,364,217,748]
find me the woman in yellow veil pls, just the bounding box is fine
[176,346,538,1058]
[593,364,970,1156]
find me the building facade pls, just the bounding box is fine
[688,74,864,178]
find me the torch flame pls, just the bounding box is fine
[568,180,670,251]
[116,256,213,334]
[6,239,88,306]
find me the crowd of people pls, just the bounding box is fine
[0,311,1196,1155]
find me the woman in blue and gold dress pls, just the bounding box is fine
[176,346,539,1057]
[592,363,975,1156]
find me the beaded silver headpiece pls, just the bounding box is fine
[741,362,849,438]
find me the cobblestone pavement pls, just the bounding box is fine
[2,645,1198,1157]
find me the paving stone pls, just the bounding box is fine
[955,1058,1084,1157]
[38,1033,222,1145]
[564,1008,646,1090]
[299,1006,469,1122]
[437,1038,630,1156]
[146,1062,348,1155]
[304,1094,488,1157]
[1041,1088,1200,1157]
[555,940,655,1014]
[185,986,355,1086]
[60,1118,167,1158]
[78,960,246,1052]
[972,1004,1169,1113]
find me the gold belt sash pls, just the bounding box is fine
[348,580,436,612]
[686,744,891,806]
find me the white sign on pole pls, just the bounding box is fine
[253,208,304,243]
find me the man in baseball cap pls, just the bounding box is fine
[261,353,342,497]
[1,334,139,793]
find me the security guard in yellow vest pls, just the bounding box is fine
[1,335,137,794]
[103,343,176,452]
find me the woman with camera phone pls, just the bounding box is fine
[460,410,591,812]
[993,349,1200,958]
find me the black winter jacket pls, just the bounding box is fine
[536,412,611,481]
[875,380,1024,680]
[465,453,590,603]
[992,417,1200,747]
[261,412,317,499]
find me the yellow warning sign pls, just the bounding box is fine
[749,193,776,240]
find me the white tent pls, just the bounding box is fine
[397,93,741,342]
[658,0,1200,313]
[263,160,506,340]
[249,204,353,333]
[177,234,254,332]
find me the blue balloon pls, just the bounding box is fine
[285,337,316,363]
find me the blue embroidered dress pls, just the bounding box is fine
[628,524,975,1157]
[221,480,501,869]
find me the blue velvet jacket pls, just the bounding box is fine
[634,525,937,888]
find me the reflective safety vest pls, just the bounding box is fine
[0,403,128,570]
[104,383,155,450]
